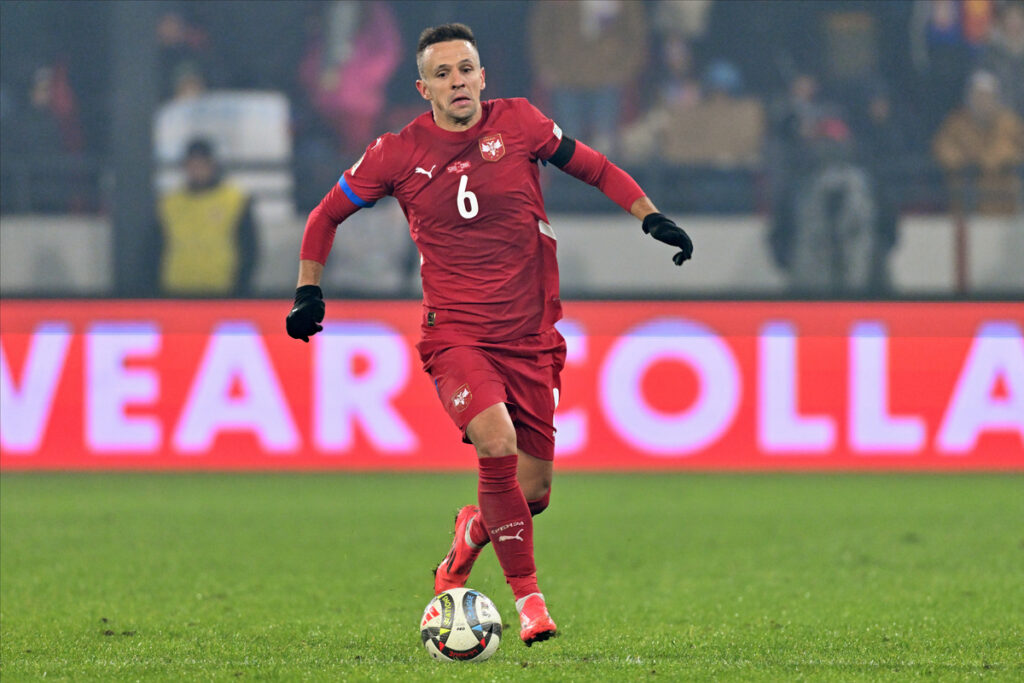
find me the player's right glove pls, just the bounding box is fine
[286,284,325,342]
[642,212,694,266]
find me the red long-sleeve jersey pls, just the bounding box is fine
[300,97,645,354]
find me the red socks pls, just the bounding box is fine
[476,454,538,599]
[468,482,551,545]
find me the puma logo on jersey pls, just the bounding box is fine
[498,529,525,542]
[414,164,436,179]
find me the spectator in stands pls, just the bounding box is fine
[22,64,84,156]
[910,0,996,136]
[659,59,764,166]
[529,0,648,155]
[658,35,704,111]
[852,81,908,292]
[933,70,1024,214]
[298,1,401,157]
[772,72,829,149]
[766,71,829,271]
[156,10,213,102]
[977,0,1024,119]
[155,138,258,296]
[618,33,702,161]
[766,70,895,293]
[777,116,883,294]
[8,68,65,164]
[1,64,85,212]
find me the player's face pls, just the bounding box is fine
[416,40,486,131]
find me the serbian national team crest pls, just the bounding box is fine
[478,134,505,162]
[451,384,473,413]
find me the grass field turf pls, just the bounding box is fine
[1,473,1021,681]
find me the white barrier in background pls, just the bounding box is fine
[0,216,113,294]
[1,212,1022,296]
[154,91,291,166]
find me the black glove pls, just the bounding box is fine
[286,285,325,342]
[642,212,693,266]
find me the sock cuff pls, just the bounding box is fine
[478,454,518,491]
[479,453,517,471]
[512,589,544,610]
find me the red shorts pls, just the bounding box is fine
[421,327,567,461]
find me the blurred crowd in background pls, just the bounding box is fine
[1,0,1023,297]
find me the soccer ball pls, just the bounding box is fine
[420,588,502,662]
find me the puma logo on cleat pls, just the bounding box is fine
[414,165,436,179]
[498,529,525,542]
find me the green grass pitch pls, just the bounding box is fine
[1,473,1022,681]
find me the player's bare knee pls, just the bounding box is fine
[473,432,517,459]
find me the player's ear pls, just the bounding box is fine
[480,67,486,91]
[415,79,432,102]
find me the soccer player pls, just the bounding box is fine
[286,23,693,646]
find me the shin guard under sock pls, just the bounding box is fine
[477,454,538,599]
[469,489,550,547]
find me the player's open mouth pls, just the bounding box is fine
[451,95,471,105]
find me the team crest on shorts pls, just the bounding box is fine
[478,134,505,162]
[451,384,473,412]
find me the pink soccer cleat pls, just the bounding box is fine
[433,505,485,594]
[516,592,558,646]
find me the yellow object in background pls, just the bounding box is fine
[158,183,247,294]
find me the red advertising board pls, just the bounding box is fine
[1,300,1021,471]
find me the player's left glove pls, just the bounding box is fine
[286,284,325,342]
[642,212,693,266]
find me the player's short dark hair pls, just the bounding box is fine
[416,23,477,76]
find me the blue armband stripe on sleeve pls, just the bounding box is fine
[338,175,376,208]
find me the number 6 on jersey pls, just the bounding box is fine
[457,174,479,219]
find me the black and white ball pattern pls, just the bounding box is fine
[420,588,502,662]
